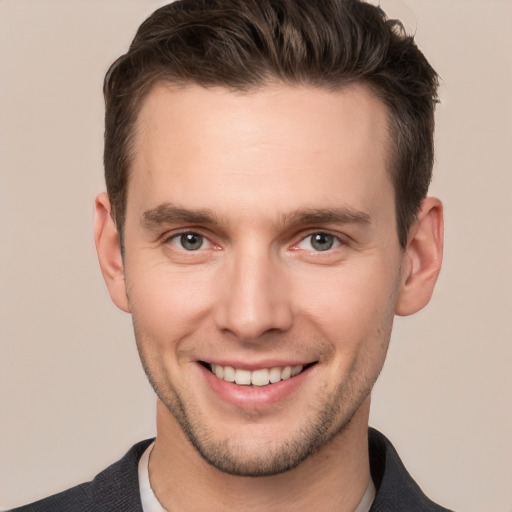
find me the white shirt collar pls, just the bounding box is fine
[138,442,167,512]
[138,442,375,512]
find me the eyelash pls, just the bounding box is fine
[164,230,344,253]
[295,232,342,252]
[165,231,213,251]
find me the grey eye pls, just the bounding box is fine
[179,233,204,250]
[310,233,334,251]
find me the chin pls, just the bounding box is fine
[156,378,368,477]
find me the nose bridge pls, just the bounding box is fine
[215,243,293,340]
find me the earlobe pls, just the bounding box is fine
[395,197,444,316]
[94,192,130,313]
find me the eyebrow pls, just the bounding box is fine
[142,203,218,227]
[141,203,371,229]
[282,207,371,227]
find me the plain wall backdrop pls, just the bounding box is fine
[1,1,511,510]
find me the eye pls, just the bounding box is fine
[169,232,210,251]
[298,232,341,252]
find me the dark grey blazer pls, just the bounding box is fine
[9,429,454,511]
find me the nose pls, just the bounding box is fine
[214,249,293,341]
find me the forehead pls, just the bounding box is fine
[134,81,390,159]
[128,82,393,224]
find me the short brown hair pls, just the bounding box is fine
[104,0,439,248]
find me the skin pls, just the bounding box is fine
[95,82,443,511]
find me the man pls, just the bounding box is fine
[11,0,450,510]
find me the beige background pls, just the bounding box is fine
[1,1,511,510]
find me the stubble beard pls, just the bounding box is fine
[135,334,380,477]
[159,377,372,477]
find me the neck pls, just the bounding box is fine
[149,399,372,512]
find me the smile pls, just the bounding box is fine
[208,363,308,386]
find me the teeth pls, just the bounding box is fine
[281,366,292,380]
[269,367,282,383]
[291,365,303,377]
[234,369,251,385]
[223,366,235,382]
[210,364,304,386]
[251,369,270,386]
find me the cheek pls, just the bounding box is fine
[126,264,216,339]
[292,262,399,356]
[297,262,398,319]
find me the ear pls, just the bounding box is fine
[94,192,130,313]
[395,197,444,316]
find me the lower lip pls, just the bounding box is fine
[199,363,314,410]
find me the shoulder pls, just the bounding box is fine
[8,439,153,512]
[368,428,454,512]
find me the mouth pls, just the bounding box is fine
[201,362,316,387]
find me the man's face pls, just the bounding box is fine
[120,83,406,475]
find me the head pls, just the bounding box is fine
[103,0,439,250]
[96,0,443,478]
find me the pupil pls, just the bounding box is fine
[181,233,202,250]
[312,233,333,251]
